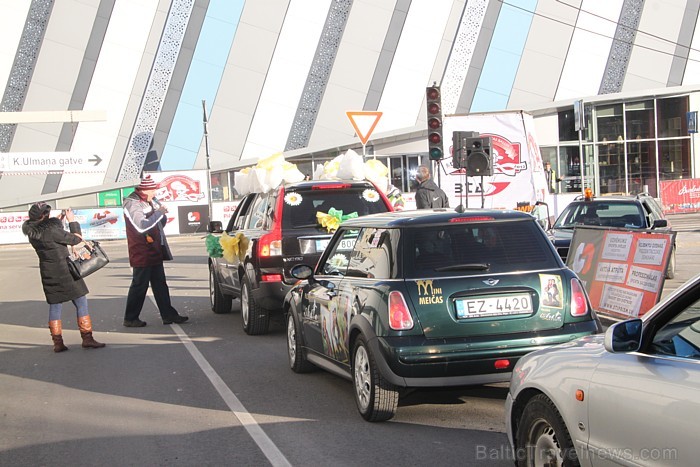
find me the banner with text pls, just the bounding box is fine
[659,178,700,214]
[441,112,549,209]
[567,227,675,318]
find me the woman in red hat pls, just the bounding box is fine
[22,203,106,352]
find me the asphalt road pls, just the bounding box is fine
[1,212,697,466]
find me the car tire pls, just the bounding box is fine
[241,275,270,335]
[666,247,676,280]
[515,394,579,467]
[210,266,232,314]
[287,313,314,373]
[352,335,398,422]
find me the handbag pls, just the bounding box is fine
[66,240,110,280]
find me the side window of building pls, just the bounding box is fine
[245,194,268,230]
[347,228,399,279]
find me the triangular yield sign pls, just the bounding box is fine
[346,111,382,145]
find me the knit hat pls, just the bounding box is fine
[136,175,158,191]
[28,202,51,221]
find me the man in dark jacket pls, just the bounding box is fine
[22,203,105,352]
[415,165,449,209]
[123,175,188,327]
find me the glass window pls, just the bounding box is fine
[559,146,582,193]
[659,139,690,182]
[626,140,657,196]
[558,109,577,141]
[598,141,624,194]
[281,185,389,230]
[319,228,360,276]
[625,100,654,140]
[245,194,268,230]
[651,297,700,360]
[596,104,624,142]
[405,220,558,278]
[657,96,689,138]
[346,228,400,279]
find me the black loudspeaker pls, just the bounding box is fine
[465,136,492,176]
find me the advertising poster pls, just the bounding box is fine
[146,170,209,235]
[441,112,549,210]
[74,208,126,240]
[177,205,209,234]
[659,178,700,214]
[0,211,31,244]
[211,201,241,227]
[567,227,675,318]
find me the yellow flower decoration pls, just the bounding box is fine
[316,212,341,233]
[219,232,249,262]
[316,208,358,233]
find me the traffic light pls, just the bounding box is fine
[426,85,443,160]
[465,136,492,176]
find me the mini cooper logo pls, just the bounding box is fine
[483,278,500,286]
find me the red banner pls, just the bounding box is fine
[659,178,700,213]
[567,228,675,318]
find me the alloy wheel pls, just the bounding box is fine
[354,345,371,412]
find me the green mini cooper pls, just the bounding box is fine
[284,209,602,422]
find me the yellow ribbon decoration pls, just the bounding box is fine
[316,212,341,233]
[219,232,249,262]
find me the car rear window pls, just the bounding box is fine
[405,219,559,278]
[554,202,644,228]
[281,186,389,229]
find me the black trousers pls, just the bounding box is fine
[124,263,177,321]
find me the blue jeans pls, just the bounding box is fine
[49,295,88,321]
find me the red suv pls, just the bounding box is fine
[208,180,393,335]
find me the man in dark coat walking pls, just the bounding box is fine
[415,165,449,209]
[22,203,105,352]
[122,175,188,327]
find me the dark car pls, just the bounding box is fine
[284,209,602,421]
[208,180,393,335]
[539,192,676,278]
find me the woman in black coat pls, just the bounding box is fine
[22,202,105,352]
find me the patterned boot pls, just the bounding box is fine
[49,320,68,353]
[77,316,106,349]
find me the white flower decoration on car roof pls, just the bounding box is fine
[362,189,380,202]
[284,192,303,206]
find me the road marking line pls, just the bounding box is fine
[149,297,290,466]
[170,323,291,467]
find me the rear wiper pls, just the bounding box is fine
[435,263,490,272]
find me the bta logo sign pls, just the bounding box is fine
[188,211,200,222]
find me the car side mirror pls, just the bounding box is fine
[652,219,667,228]
[604,319,642,353]
[208,221,223,233]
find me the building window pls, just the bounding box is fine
[657,96,689,138]
[596,104,624,142]
[625,100,654,140]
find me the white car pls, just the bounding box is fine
[505,273,700,466]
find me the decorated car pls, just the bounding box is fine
[206,175,393,335]
[284,209,602,421]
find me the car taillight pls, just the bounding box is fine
[258,233,282,256]
[258,187,285,257]
[570,278,589,317]
[389,291,414,330]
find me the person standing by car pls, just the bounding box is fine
[122,175,188,327]
[415,165,449,209]
[22,203,106,352]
